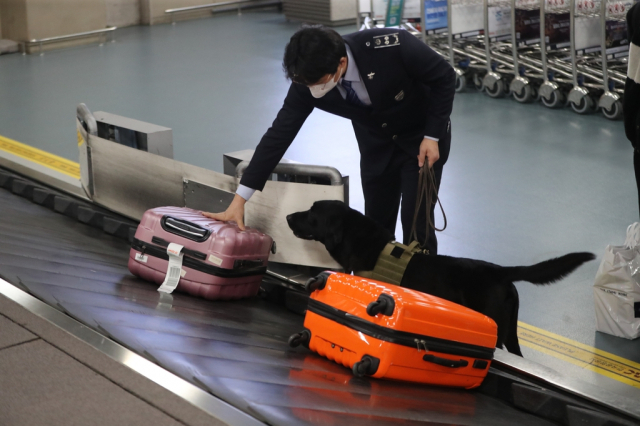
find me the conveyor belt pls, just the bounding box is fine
[0,173,636,426]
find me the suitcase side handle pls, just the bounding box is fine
[422,354,469,368]
[161,216,211,242]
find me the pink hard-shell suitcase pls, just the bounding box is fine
[128,206,274,300]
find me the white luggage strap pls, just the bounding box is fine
[157,242,184,294]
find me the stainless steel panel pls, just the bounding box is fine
[81,132,341,268]
[223,149,300,177]
[94,111,174,159]
[77,104,95,198]
[235,160,343,186]
[183,179,236,213]
[75,104,343,267]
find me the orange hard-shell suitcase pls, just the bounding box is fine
[288,272,498,389]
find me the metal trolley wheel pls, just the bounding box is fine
[472,73,484,91]
[601,101,623,121]
[455,73,467,93]
[512,84,534,103]
[541,89,565,109]
[570,96,595,115]
[485,79,506,98]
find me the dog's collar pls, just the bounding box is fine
[355,241,425,286]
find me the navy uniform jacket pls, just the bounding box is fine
[240,28,456,191]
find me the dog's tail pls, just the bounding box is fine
[499,252,596,285]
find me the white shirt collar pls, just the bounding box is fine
[342,44,361,83]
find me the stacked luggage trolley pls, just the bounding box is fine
[355,0,636,119]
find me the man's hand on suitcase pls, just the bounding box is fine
[202,194,247,230]
[418,137,439,169]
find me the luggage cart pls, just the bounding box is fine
[596,0,633,119]
[481,0,516,97]
[559,0,631,116]
[566,0,602,113]
[360,0,485,92]
[508,0,545,102]
[442,0,491,92]
[537,0,574,108]
[422,0,485,92]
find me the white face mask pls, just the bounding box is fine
[308,63,343,99]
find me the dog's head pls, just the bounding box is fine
[286,200,348,251]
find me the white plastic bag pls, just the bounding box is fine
[593,223,640,340]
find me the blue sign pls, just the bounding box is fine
[424,0,447,32]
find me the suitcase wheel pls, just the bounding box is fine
[304,272,330,294]
[366,294,395,317]
[288,329,311,348]
[352,355,380,378]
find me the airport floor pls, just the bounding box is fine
[1,8,639,401]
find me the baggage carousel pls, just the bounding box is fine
[0,167,638,426]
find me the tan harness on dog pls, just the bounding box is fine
[355,241,425,286]
[355,166,446,286]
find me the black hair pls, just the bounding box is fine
[282,25,347,85]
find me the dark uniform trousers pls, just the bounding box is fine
[239,29,456,253]
[361,126,450,254]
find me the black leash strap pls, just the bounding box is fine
[409,165,447,248]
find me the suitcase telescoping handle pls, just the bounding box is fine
[161,216,211,242]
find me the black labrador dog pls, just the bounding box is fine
[287,200,595,356]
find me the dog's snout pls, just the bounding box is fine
[286,214,294,224]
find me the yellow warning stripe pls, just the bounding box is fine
[0,134,80,179]
[518,321,640,388]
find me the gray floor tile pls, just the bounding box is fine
[0,313,37,350]
[0,339,184,426]
[0,293,231,426]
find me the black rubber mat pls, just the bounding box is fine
[0,187,606,426]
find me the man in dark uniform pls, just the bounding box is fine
[625,3,640,215]
[205,26,455,254]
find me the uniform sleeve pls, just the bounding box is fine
[239,84,314,191]
[624,3,640,147]
[398,31,455,140]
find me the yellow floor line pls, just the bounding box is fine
[0,134,80,179]
[518,321,640,388]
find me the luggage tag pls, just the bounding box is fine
[156,291,174,311]
[157,243,185,294]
